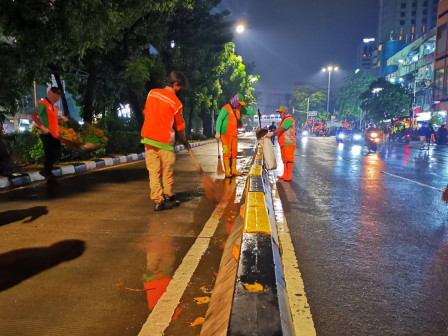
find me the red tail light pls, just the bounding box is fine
[406,134,410,138]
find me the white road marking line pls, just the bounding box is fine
[271,181,316,336]
[138,150,257,336]
[138,197,231,336]
[381,171,443,192]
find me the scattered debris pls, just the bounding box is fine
[172,307,182,321]
[232,245,240,260]
[200,285,213,294]
[124,287,154,292]
[193,296,210,305]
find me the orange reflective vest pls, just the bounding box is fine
[216,104,240,137]
[278,115,296,146]
[141,89,185,150]
[36,98,60,138]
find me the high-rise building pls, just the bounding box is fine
[357,38,376,71]
[377,0,438,77]
[433,0,448,114]
[378,0,438,44]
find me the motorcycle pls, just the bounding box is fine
[366,131,380,152]
[397,133,411,144]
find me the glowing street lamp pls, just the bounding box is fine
[235,24,245,34]
[321,65,339,118]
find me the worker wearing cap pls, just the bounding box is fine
[32,87,68,184]
[215,94,256,177]
[266,106,296,181]
[141,71,190,211]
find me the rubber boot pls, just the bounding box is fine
[224,158,233,178]
[283,163,293,181]
[277,163,287,179]
[231,158,243,176]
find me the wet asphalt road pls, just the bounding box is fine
[0,138,254,336]
[279,137,448,336]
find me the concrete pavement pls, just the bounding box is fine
[0,136,255,336]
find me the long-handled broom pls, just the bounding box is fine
[188,150,221,202]
[58,136,101,153]
[216,140,224,176]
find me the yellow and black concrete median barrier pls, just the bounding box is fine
[202,147,295,336]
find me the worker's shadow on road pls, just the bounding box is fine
[0,206,49,227]
[0,240,85,292]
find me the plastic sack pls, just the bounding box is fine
[263,137,277,170]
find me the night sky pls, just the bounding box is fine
[218,0,379,94]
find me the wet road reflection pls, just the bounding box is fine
[283,137,448,336]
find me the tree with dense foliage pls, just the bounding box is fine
[289,85,326,126]
[360,79,411,122]
[337,71,377,123]
[0,0,259,173]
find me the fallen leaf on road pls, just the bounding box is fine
[194,296,210,305]
[243,283,265,292]
[115,282,125,287]
[190,317,205,327]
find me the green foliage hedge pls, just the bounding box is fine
[4,130,144,166]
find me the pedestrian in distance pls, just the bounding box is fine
[32,87,67,185]
[436,124,448,145]
[266,106,296,181]
[268,121,277,145]
[418,122,429,149]
[141,71,190,211]
[215,93,257,178]
[427,123,435,148]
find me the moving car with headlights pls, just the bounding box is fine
[298,128,310,138]
[335,127,352,143]
[351,129,364,145]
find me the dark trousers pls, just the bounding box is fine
[40,134,61,175]
[271,136,275,145]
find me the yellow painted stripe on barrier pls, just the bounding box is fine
[249,164,262,176]
[244,191,271,234]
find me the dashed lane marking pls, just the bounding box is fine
[381,171,443,192]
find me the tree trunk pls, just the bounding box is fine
[127,91,143,128]
[53,73,70,118]
[201,111,213,138]
[0,128,14,177]
[82,51,100,124]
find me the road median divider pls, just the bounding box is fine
[202,145,296,336]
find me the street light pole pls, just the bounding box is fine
[306,97,310,121]
[322,65,339,120]
[326,71,331,118]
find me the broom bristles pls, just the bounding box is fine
[442,184,448,204]
[217,156,224,176]
[201,173,221,202]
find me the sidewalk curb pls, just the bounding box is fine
[0,140,216,189]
